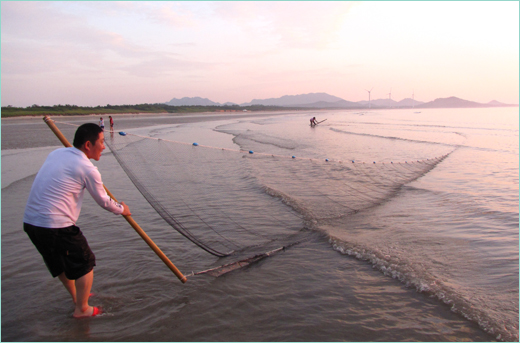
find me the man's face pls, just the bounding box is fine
[89,132,105,161]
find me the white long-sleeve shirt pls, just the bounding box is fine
[23,147,123,228]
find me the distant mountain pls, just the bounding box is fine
[296,99,361,108]
[418,96,485,108]
[397,98,425,107]
[242,92,345,107]
[166,97,220,106]
[370,99,399,107]
[486,100,517,107]
[165,94,517,109]
[357,98,416,107]
[245,93,426,108]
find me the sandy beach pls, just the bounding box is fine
[1,110,319,150]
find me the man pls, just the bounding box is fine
[310,117,318,127]
[109,116,114,132]
[23,123,131,318]
[99,117,104,131]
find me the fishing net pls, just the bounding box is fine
[104,130,305,259]
[50,119,450,276]
[104,129,447,253]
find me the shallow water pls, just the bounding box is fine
[2,108,518,341]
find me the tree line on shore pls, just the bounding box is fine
[1,103,299,117]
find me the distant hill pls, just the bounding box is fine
[356,98,425,108]
[370,99,399,107]
[166,97,221,106]
[397,98,424,107]
[486,100,517,107]
[242,93,426,108]
[295,99,361,108]
[165,93,517,109]
[419,96,486,108]
[242,92,345,107]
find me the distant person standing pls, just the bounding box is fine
[109,116,114,132]
[99,117,104,131]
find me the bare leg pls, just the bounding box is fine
[72,270,95,318]
[58,272,77,304]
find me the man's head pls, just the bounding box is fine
[73,123,105,161]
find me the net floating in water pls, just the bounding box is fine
[103,129,449,259]
[50,119,451,277]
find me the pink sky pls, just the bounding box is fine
[1,1,519,107]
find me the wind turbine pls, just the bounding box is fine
[365,87,373,108]
[388,88,392,100]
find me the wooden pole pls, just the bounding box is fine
[43,116,187,283]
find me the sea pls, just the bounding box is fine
[1,107,518,341]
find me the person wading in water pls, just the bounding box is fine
[23,123,131,318]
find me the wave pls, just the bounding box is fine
[349,120,519,134]
[329,236,518,342]
[330,127,518,156]
[330,127,459,148]
[257,162,518,342]
[1,146,61,189]
[218,129,300,151]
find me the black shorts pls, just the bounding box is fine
[24,223,96,280]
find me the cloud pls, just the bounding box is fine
[1,1,204,79]
[212,2,356,50]
[146,2,198,28]
[1,1,518,106]
[48,1,199,29]
[120,53,216,78]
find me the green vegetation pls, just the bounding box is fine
[1,103,299,118]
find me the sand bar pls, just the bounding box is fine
[1,110,318,150]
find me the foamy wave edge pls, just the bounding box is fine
[330,237,518,342]
[260,176,518,342]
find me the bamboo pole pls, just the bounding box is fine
[43,116,187,283]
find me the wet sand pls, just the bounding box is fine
[1,110,317,150]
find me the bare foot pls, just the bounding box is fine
[73,306,102,318]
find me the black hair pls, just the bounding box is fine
[73,123,103,149]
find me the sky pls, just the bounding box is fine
[1,1,519,107]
